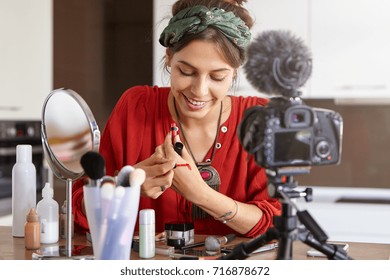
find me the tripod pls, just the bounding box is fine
[220,167,353,260]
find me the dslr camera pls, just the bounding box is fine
[238,30,343,169]
[238,97,343,169]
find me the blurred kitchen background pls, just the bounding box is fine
[1,0,389,243]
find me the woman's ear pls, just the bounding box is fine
[165,49,172,67]
[233,69,238,78]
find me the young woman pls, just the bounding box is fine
[72,0,281,238]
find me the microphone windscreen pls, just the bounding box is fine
[244,30,312,97]
[80,151,106,180]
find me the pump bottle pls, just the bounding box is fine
[36,183,59,244]
[12,145,36,237]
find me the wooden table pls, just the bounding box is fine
[1,226,389,260]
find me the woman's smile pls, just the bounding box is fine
[183,94,209,110]
[168,40,235,119]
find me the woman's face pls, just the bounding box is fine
[167,40,235,120]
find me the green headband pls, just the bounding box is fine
[159,5,251,50]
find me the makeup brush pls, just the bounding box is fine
[116,165,135,187]
[100,186,126,259]
[100,181,115,224]
[205,233,236,252]
[100,175,116,186]
[80,151,106,186]
[129,168,146,188]
[81,151,105,254]
[96,180,115,259]
[118,168,145,254]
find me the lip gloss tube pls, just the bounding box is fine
[170,123,178,143]
[173,142,184,156]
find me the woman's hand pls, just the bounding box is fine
[134,146,175,199]
[162,133,264,235]
[162,133,206,203]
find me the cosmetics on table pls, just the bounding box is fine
[165,222,195,249]
[139,209,155,259]
[36,183,59,244]
[24,208,40,250]
[12,145,36,237]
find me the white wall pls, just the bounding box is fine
[0,0,53,120]
[153,0,390,100]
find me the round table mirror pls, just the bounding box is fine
[40,88,100,258]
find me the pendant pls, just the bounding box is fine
[197,163,221,191]
[192,163,221,219]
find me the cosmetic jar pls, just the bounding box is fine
[164,222,194,248]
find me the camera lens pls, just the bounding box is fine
[316,140,331,158]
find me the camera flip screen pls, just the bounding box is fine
[274,130,312,165]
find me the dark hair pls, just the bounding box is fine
[166,0,254,68]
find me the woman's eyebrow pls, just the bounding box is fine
[178,60,231,72]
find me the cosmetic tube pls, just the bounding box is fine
[139,209,155,258]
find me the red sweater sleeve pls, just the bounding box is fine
[72,86,152,232]
[243,160,281,237]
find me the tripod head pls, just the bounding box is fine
[265,166,313,202]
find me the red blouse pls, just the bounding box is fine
[72,86,281,238]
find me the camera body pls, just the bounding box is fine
[238,97,343,169]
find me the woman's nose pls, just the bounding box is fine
[191,76,209,97]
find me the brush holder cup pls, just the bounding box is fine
[84,184,140,260]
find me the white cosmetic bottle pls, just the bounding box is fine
[12,145,36,237]
[139,209,155,258]
[36,182,59,244]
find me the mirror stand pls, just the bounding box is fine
[65,178,73,257]
[36,88,100,260]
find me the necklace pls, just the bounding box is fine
[173,98,222,219]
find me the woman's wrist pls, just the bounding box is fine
[213,199,238,224]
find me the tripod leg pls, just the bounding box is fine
[299,229,353,260]
[273,202,298,260]
[276,234,293,260]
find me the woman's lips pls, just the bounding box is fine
[184,95,207,110]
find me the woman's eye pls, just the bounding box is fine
[211,76,225,82]
[179,69,193,76]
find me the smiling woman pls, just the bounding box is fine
[72,0,281,238]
